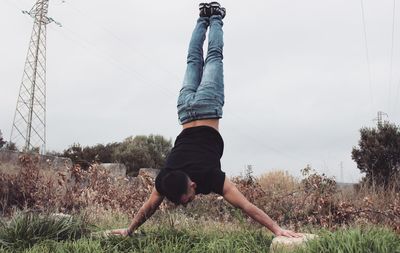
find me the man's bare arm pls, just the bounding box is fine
[112,187,164,236]
[222,178,301,238]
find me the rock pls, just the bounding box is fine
[91,229,141,239]
[138,168,159,179]
[91,229,113,238]
[270,233,318,253]
[50,213,72,220]
[99,163,127,177]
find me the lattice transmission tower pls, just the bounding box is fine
[10,0,60,154]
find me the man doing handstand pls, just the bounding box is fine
[113,2,301,238]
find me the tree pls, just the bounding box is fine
[0,130,6,149]
[0,131,17,151]
[5,142,17,151]
[62,143,90,168]
[352,122,400,187]
[112,135,172,176]
[62,142,121,166]
[61,135,172,175]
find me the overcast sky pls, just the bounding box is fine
[1,0,400,182]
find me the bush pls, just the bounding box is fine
[0,155,60,214]
[61,135,172,175]
[113,135,171,175]
[0,212,90,252]
[352,122,400,188]
[0,130,6,149]
[1,156,399,233]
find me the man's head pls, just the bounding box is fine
[161,171,196,205]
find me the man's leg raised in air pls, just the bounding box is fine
[177,15,209,124]
[194,12,225,119]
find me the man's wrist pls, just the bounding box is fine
[126,228,133,236]
[270,224,282,235]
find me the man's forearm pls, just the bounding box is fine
[127,204,157,233]
[242,204,281,234]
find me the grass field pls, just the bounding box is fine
[0,212,399,253]
[1,158,399,252]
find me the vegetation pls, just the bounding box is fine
[0,130,16,151]
[1,155,399,231]
[0,212,398,252]
[352,122,400,188]
[61,134,172,174]
[0,212,90,252]
[0,155,399,252]
[0,130,5,149]
[293,227,400,253]
[113,135,172,175]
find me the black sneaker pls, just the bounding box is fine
[209,2,221,8]
[199,3,210,17]
[209,2,226,19]
[217,7,226,19]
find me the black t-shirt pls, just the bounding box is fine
[155,126,225,195]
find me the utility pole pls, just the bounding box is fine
[339,161,343,183]
[10,0,60,154]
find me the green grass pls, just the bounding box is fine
[100,227,272,253]
[0,212,91,252]
[0,213,399,253]
[293,227,400,253]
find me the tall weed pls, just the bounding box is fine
[0,212,90,252]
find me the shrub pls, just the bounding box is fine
[0,212,90,252]
[352,122,400,188]
[0,155,399,233]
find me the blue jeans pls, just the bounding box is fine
[177,16,224,124]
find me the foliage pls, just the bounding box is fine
[61,162,153,213]
[352,122,400,188]
[0,155,59,213]
[225,166,400,232]
[258,170,298,193]
[294,227,400,253]
[4,142,17,151]
[0,130,6,149]
[1,156,399,233]
[0,212,90,252]
[62,143,119,169]
[0,220,273,253]
[0,215,399,253]
[0,155,154,215]
[0,130,16,151]
[61,135,172,174]
[113,135,172,175]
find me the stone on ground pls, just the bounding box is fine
[270,233,318,253]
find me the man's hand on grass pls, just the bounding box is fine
[274,228,303,238]
[110,228,130,236]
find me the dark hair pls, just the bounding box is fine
[161,171,189,204]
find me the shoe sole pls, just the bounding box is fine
[209,2,221,8]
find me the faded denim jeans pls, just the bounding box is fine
[177,15,224,124]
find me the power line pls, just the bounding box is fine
[395,80,400,116]
[63,1,182,85]
[6,1,330,164]
[388,0,396,114]
[48,24,177,100]
[51,23,305,164]
[360,0,374,109]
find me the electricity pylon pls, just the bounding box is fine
[373,111,388,126]
[10,0,60,154]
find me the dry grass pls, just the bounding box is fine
[0,162,20,176]
[0,154,399,233]
[258,170,299,193]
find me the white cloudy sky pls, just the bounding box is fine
[1,0,399,182]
